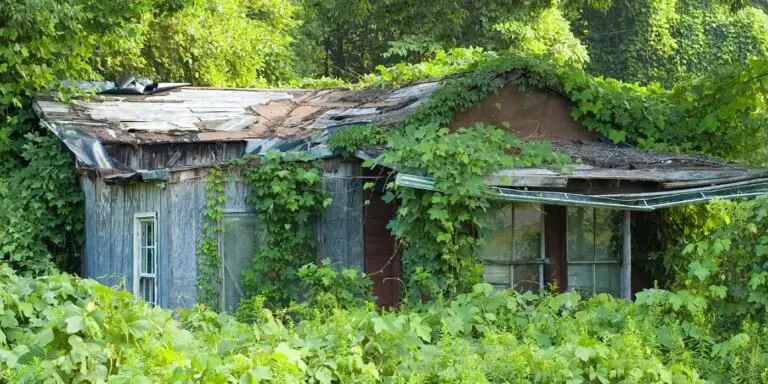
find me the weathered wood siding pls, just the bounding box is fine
[80,160,364,310]
[81,177,170,307]
[104,142,246,171]
[317,159,364,271]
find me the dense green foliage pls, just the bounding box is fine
[196,167,227,308]
[238,152,331,306]
[579,0,768,85]
[5,0,768,380]
[657,196,768,329]
[8,262,768,382]
[0,134,83,274]
[294,0,603,79]
[566,59,768,162]
[93,0,300,87]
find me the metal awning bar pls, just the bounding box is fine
[395,173,768,211]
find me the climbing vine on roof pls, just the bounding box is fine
[353,46,768,298]
[355,48,768,164]
[362,55,570,299]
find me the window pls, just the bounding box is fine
[566,207,622,296]
[219,211,260,312]
[482,204,545,292]
[133,212,158,305]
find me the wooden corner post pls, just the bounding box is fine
[621,210,632,300]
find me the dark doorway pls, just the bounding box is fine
[363,169,400,307]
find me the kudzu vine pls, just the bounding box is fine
[196,166,226,308]
[369,56,570,299]
[238,152,331,307]
[199,48,768,307]
[197,152,331,308]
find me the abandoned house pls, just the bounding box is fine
[33,76,768,311]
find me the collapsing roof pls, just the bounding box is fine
[34,79,768,204]
[33,81,439,178]
[34,83,439,145]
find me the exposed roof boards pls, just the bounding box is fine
[33,82,439,145]
[34,80,766,193]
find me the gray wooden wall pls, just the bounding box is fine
[80,158,364,310]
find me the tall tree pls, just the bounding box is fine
[295,0,600,79]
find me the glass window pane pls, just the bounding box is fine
[594,264,621,295]
[483,264,511,290]
[595,209,621,261]
[221,214,259,312]
[146,248,154,274]
[140,277,148,302]
[150,279,155,304]
[148,220,155,247]
[567,207,594,261]
[142,221,149,247]
[141,249,147,274]
[567,264,594,295]
[513,205,542,261]
[481,205,513,263]
[512,264,541,293]
[141,277,156,305]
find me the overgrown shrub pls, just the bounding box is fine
[298,259,374,310]
[238,152,332,307]
[5,264,766,383]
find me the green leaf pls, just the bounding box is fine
[575,346,592,362]
[65,316,85,334]
[274,342,302,364]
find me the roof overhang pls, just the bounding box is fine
[395,173,768,211]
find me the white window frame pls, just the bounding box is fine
[566,207,622,296]
[133,212,158,305]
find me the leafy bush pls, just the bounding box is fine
[238,152,332,306]
[298,259,374,310]
[327,124,388,154]
[6,263,768,383]
[131,0,300,87]
[657,196,768,329]
[0,133,83,274]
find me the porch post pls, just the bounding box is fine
[621,210,632,300]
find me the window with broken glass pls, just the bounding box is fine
[482,203,545,292]
[134,212,158,305]
[566,207,622,296]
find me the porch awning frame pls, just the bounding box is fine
[395,173,768,211]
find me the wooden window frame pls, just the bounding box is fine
[484,204,547,291]
[133,212,158,305]
[565,207,622,296]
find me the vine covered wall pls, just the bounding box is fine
[196,152,332,309]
